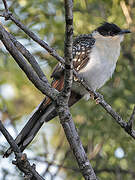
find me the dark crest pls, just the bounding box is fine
[96,22,122,36]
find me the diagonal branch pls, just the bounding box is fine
[0,120,45,180]
[7,32,47,82]
[0,24,58,101]
[2,0,8,11]
[5,12,65,65]
[127,106,135,131]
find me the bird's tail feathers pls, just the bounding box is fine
[3,99,57,157]
[4,89,82,158]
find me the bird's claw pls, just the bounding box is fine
[94,93,104,104]
[90,92,95,100]
[89,92,104,104]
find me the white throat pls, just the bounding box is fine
[92,31,124,65]
[77,31,124,95]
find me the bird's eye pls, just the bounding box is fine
[109,31,113,36]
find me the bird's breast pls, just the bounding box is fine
[78,39,121,91]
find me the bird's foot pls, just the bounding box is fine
[89,92,95,100]
[94,92,104,104]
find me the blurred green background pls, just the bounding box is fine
[0,0,135,179]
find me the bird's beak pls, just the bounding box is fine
[119,29,131,34]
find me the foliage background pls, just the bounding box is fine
[0,0,135,179]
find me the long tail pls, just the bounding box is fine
[4,90,82,157]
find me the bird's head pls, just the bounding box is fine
[92,22,131,42]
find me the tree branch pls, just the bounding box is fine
[32,157,135,177]
[2,0,8,11]
[0,120,45,180]
[1,10,65,65]
[0,24,58,101]
[7,32,47,82]
[56,1,97,179]
[127,106,135,131]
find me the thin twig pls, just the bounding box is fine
[120,1,132,25]
[9,14,65,65]
[52,149,71,178]
[32,156,80,173]
[2,0,8,11]
[0,120,20,155]
[31,156,135,177]
[127,106,135,129]
[43,139,64,176]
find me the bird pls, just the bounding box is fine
[4,22,131,157]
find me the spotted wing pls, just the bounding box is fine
[72,34,95,72]
[44,34,95,107]
[51,34,95,79]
